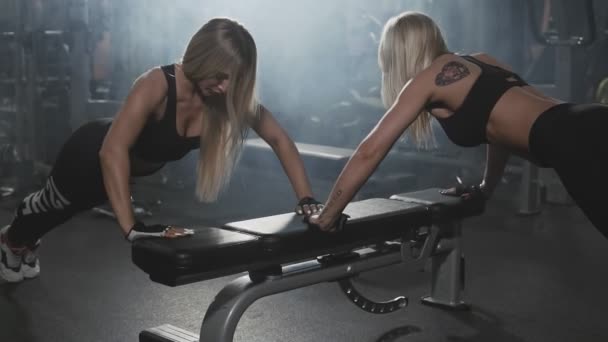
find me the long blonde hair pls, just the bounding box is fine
[378,11,449,147]
[181,18,259,202]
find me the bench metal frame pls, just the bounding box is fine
[140,221,467,342]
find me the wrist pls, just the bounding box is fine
[479,182,491,198]
[124,221,142,236]
[125,222,174,242]
[318,210,336,227]
[298,193,314,201]
[121,223,136,235]
[479,179,489,190]
[119,215,137,233]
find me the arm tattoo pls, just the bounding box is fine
[325,190,343,212]
[435,61,470,86]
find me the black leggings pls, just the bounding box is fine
[7,119,112,246]
[529,102,608,238]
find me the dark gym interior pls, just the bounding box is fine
[1,1,608,341]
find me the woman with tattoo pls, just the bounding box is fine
[309,11,608,237]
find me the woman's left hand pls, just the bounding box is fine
[295,197,324,216]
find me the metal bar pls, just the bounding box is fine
[199,247,403,342]
[421,222,469,310]
[518,161,542,215]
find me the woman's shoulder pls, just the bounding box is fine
[429,52,485,67]
[425,52,510,77]
[425,53,465,74]
[130,67,169,94]
[462,53,514,71]
[419,53,471,80]
[120,66,170,110]
[136,66,169,85]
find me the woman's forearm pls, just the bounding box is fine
[99,149,136,234]
[482,144,510,195]
[270,137,314,200]
[318,145,383,226]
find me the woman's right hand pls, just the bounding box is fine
[440,177,488,200]
[126,222,194,242]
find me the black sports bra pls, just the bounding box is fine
[432,55,528,147]
[130,64,200,162]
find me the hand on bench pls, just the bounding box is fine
[306,212,349,233]
[440,177,488,201]
[126,222,195,242]
[295,197,324,216]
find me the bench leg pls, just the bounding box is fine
[421,222,470,310]
[200,249,404,341]
[139,324,198,342]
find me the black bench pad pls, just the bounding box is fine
[132,227,260,286]
[132,188,483,286]
[224,198,428,252]
[391,188,484,220]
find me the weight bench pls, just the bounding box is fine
[133,188,484,342]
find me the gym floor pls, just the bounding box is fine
[1,174,608,342]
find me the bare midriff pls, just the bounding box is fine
[485,87,562,159]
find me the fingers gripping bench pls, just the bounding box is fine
[133,188,484,342]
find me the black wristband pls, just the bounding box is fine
[465,185,486,200]
[125,221,146,241]
[126,221,169,242]
[298,197,321,206]
[131,221,146,231]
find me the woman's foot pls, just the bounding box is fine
[0,225,24,283]
[21,240,40,279]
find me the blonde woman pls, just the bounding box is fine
[0,18,322,283]
[310,11,607,235]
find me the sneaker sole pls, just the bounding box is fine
[22,263,40,279]
[1,227,25,282]
[0,264,23,282]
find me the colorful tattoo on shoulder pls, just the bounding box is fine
[435,61,470,86]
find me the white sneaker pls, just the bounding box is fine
[0,225,24,283]
[21,240,40,279]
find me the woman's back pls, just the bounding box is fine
[427,53,562,156]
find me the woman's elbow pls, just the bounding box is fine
[356,140,382,161]
[267,133,293,151]
[98,145,126,165]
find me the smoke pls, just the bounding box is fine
[107,1,418,144]
[108,0,527,151]
[108,0,489,206]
